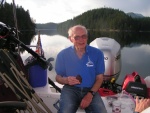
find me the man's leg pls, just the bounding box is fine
[58,86,80,113]
[85,92,107,113]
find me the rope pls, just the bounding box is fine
[0,49,52,113]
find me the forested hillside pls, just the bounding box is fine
[1,2,150,45]
[0,2,35,45]
[57,8,150,34]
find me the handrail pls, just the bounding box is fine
[0,101,27,110]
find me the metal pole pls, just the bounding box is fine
[12,0,20,54]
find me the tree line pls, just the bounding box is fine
[57,8,150,35]
[0,2,35,45]
[1,2,150,45]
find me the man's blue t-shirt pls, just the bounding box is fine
[55,45,105,88]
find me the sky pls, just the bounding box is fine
[6,0,150,24]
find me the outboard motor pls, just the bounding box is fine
[90,37,121,81]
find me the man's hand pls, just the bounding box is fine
[67,76,81,85]
[56,75,81,85]
[80,92,93,109]
[135,97,150,113]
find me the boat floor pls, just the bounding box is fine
[31,82,135,113]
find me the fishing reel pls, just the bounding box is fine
[0,22,12,39]
[0,22,18,39]
[0,21,48,69]
[0,22,19,53]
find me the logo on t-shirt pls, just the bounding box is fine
[86,56,94,67]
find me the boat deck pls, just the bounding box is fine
[33,82,135,113]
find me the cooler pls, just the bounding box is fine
[28,64,47,88]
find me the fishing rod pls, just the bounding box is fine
[0,22,48,69]
[0,0,4,7]
[12,0,20,54]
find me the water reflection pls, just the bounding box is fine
[120,45,150,84]
[59,30,150,47]
[35,29,58,36]
[21,30,150,84]
[21,34,72,81]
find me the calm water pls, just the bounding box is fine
[21,30,150,85]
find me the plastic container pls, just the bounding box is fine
[144,76,150,97]
[28,64,47,88]
[112,100,121,113]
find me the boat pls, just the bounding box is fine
[0,21,150,113]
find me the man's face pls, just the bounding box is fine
[70,27,88,50]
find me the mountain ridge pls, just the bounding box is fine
[127,12,144,18]
[35,12,146,29]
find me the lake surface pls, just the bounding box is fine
[21,30,150,85]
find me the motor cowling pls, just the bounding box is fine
[90,37,121,81]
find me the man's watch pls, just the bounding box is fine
[88,90,96,96]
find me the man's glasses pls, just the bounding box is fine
[73,34,87,40]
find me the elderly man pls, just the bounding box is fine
[55,25,107,113]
